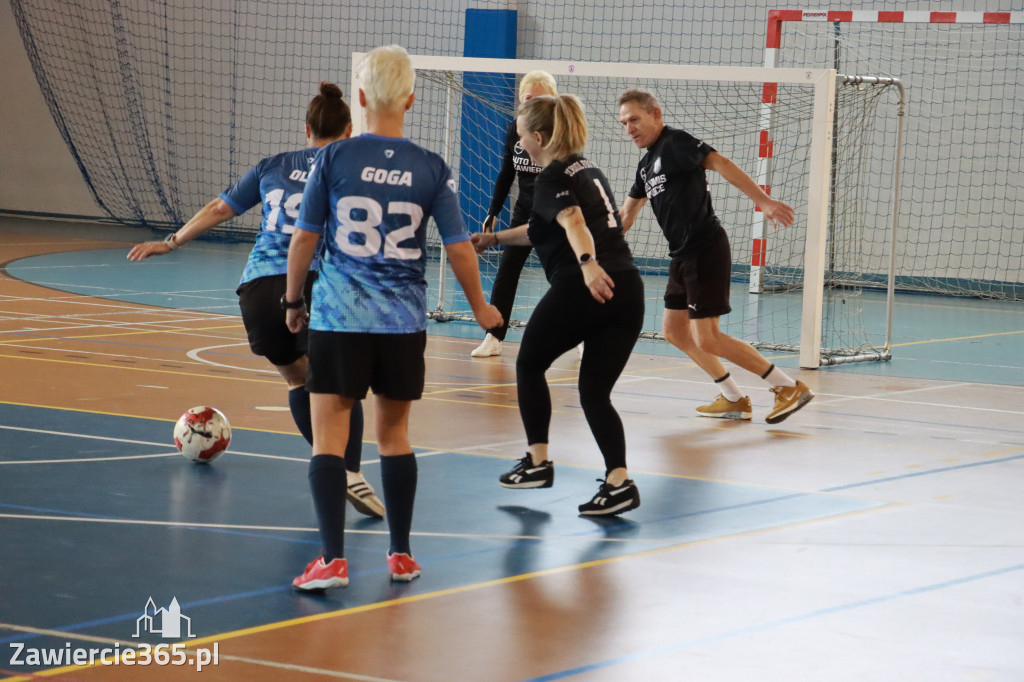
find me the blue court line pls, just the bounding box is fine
[0,490,854,648]
[820,452,1024,492]
[527,562,1024,681]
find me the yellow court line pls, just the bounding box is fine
[0,353,281,385]
[890,328,1024,347]
[0,323,242,345]
[19,500,897,682]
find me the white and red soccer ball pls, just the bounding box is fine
[173,406,231,463]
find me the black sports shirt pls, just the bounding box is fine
[528,155,636,282]
[628,126,723,258]
[487,120,545,219]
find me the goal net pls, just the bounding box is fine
[768,10,1024,301]
[354,55,904,368]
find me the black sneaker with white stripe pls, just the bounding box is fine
[499,454,554,489]
[578,479,641,516]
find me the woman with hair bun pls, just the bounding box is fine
[472,94,645,516]
[128,82,385,519]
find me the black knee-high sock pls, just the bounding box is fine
[345,400,364,473]
[380,453,417,555]
[288,387,314,446]
[308,454,347,562]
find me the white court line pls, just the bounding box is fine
[816,381,975,406]
[0,426,460,465]
[211,656,403,682]
[0,425,303,461]
[0,513,653,543]
[187,342,277,374]
[0,453,179,465]
[617,374,1024,416]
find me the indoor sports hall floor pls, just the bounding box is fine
[1,216,1022,681]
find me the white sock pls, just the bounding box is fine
[714,372,745,402]
[761,364,797,388]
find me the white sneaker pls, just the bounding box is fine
[471,333,502,358]
[346,470,385,518]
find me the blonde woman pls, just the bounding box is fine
[471,71,559,358]
[472,95,644,516]
[285,46,501,589]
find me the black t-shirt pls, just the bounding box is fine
[487,120,545,218]
[628,126,723,258]
[528,155,636,282]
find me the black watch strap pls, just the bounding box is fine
[280,294,306,310]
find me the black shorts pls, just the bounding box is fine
[306,330,427,401]
[236,273,317,366]
[664,227,733,319]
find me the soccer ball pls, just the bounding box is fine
[173,406,231,463]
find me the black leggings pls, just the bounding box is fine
[516,270,644,474]
[488,244,533,341]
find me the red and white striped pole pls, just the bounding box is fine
[753,9,1023,294]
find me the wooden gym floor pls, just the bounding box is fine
[1,217,1022,681]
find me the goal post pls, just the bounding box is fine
[767,9,1024,303]
[350,54,895,369]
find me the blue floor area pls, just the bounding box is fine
[0,402,882,664]
[5,240,1023,385]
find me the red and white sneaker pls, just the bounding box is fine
[387,552,422,582]
[292,556,349,591]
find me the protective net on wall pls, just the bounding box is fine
[774,14,1023,300]
[411,66,903,362]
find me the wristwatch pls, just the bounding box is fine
[578,253,595,266]
[280,294,306,310]
[163,233,180,250]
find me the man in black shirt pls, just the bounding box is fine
[617,88,814,424]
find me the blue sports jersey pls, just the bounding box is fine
[295,134,469,334]
[219,147,321,285]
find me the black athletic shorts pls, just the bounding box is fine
[663,226,733,319]
[306,330,427,401]
[236,273,316,366]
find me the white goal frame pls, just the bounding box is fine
[351,54,838,369]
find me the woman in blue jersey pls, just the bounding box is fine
[284,45,502,590]
[470,70,558,359]
[471,95,645,516]
[127,82,385,519]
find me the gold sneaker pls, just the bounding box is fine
[765,380,815,424]
[696,394,753,420]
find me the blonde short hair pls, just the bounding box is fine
[357,45,415,112]
[518,94,588,161]
[518,70,558,100]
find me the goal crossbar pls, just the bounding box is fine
[351,54,839,368]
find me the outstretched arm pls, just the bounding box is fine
[127,198,237,261]
[619,195,647,233]
[445,240,503,330]
[702,151,795,228]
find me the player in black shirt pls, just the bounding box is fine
[618,88,814,424]
[473,94,644,516]
[471,71,560,359]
